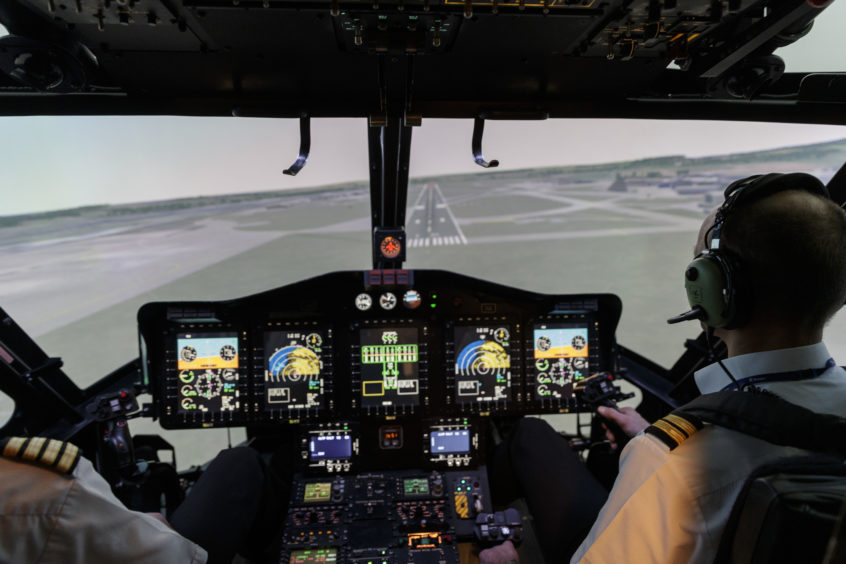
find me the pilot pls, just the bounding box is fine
[0,440,287,564]
[481,173,846,563]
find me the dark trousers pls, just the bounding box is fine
[490,418,610,563]
[170,447,288,564]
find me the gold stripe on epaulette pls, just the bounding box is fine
[3,436,26,457]
[55,443,80,474]
[22,437,46,462]
[1,436,81,475]
[653,419,687,446]
[665,414,698,437]
[40,439,63,467]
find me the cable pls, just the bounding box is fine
[705,327,741,390]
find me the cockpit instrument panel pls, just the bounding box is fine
[139,270,621,429]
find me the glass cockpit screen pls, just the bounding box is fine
[176,332,241,414]
[454,325,512,404]
[264,330,328,411]
[360,327,420,408]
[532,324,590,400]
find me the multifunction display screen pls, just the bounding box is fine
[532,324,590,400]
[309,433,353,462]
[360,327,420,408]
[453,325,512,404]
[176,333,240,414]
[264,330,328,411]
[430,430,471,454]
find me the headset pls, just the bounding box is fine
[667,172,830,329]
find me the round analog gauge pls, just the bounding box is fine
[536,336,551,352]
[494,327,510,343]
[181,398,195,410]
[403,290,422,309]
[180,346,197,362]
[221,368,237,380]
[195,371,223,399]
[180,385,196,396]
[355,293,373,311]
[220,344,237,361]
[380,236,402,259]
[535,359,550,372]
[379,292,397,310]
[179,370,196,383]
[306,333,323,348]
[571,335,586,351]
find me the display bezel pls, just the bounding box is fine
[526,314,600,412]
[256,323,334,422]
[351,320,429,416]
[445,318,522,414]
[159,325,249,429]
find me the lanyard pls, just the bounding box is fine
[719,357,836,392]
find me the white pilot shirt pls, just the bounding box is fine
[0,454,207,564]
[572,343,846,564]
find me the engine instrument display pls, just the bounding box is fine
[532,323,590,400]
[264,329,330,412]
[176,333,241,414]
[453,325,512,405]
[359,327,420,409]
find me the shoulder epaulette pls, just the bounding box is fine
[0,436,81,474]
[644,412,704,451]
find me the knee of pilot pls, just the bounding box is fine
[510,417,556,457]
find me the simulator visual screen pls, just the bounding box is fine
[360,327,420,408]
[264,329,328,411]
[176,333,240,414]
[453,325,512,404]
[532,324,590,400]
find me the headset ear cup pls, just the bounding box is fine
[684,255,734,328]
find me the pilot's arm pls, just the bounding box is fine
[0,438,207,564]
[570,433,707,563]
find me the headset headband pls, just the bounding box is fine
[709,172,829,251]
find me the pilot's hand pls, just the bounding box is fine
[597,406,649,450]
[145,512,173,529]
[479,540,519,564]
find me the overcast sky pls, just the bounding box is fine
[1,1,844,217]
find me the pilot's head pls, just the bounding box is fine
[695,183,846,340]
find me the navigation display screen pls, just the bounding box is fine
[309,433,352,461]
[264,330,328,411]
[176,332,240,414]
[532,323,590,400]
[431,430,471,454]
[360,327,420,408]
[454,325,512,404]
